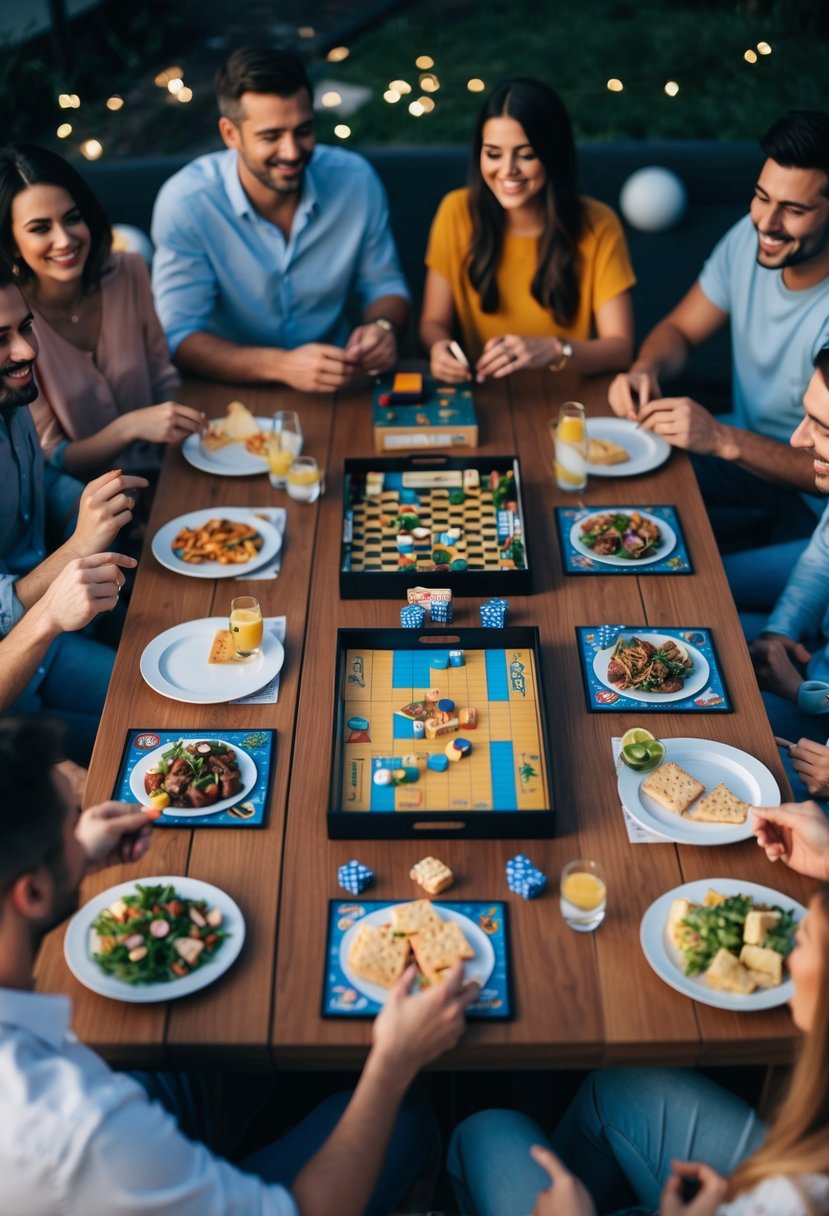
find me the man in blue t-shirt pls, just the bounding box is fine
[608,111,829,603]
[152,46,410,393]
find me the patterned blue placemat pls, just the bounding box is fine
[576,626,731,712]
[555,505,691,575]
[323,899,511,1020]
[114,728,275,827]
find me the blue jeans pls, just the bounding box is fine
[447,1068,766,1216]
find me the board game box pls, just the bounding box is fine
[340,455,531,598]
[329,628,554,838]
[372,373,478,452]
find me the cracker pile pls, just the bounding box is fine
[641,762,749,824]
[348,900,473,988]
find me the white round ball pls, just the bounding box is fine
[619,167,687,233]
[111,223,154,264]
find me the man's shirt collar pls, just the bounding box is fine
[0,987,72,1048]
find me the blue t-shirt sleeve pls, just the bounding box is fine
[152,179,220,356]
[698,223,737,314]
[766,504,829,641]
[351,167,410,310]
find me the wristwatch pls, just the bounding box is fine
[550,338,573,372]
[372,317,397,337]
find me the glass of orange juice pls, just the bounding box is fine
[552,401,587,492]
[287,456,324,503]
[229,595,263,658]
[560,859,606,932]
[268,411,303,488]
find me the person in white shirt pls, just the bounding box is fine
[0,717,479,1216]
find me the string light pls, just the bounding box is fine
[327,46,350,62]
[106,95,124,111]
[389,79,412,94]
[415,55,434,69]
[167,77,184,95]
[664,80,679,97]
[757,41,772,54]
[607,78,624,92]
[466,78,485,93]
[334,123,351,138]
[154,66,182,88]
[321,91,342,107]
[420,73,439,92]
[80,139,103,160]
[408,100,425,116]
[297,26,315,38]
[417,95,435,113]
[58,93,81,109]
[383,89,401,104]
[56,123,72,139]
[744,49,758,63]
[177,87,193,103]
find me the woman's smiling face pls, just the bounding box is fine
[479,116,546,214]
[11,183,90,284]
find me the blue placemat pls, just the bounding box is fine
[323,899,511,1019]
[114,728,275,827]
[577,626,731,713]
[555,505,691,575]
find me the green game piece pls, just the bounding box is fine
[448,489,466,505]
[449,558,468,571]
[403,766,420,783]
[432,548,452,564]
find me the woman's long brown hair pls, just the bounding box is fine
[466,78,584,326]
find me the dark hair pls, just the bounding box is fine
[0,143,112,290]
[0,257,15,287]
[216,46,313,123]
[761,111,829,192]
[467,78,585,325]
[815,346,829,386]
[0,719,67,896]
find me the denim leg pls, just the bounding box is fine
[240,1090,439,1216]
[447,1109,554,1216]
[551,1069,766,1214]
[689,453,817,553]
[725,539,810,613]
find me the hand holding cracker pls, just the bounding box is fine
[370,961,479,1084]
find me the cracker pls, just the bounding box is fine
[686,783,748,825]
[739,944,783,987]
[587,437,629,466]
[641,762,704,816]
[409,919,474,982]
[347,924,411,989]
[390,899,443,934]
[410,857,454,895]
[208,629,237,664]
[705,947,756,994]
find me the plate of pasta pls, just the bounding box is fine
[151,508,281,578]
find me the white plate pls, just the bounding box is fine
[570,508,676,567]
[64,875,245,1003]
[340,904,495,1006]
[182,416,271,476]
[593,631,709,703]
[618,738,779,845]
[151,508,281,579]
[140,616,284,704]
[586,418,671,478]
[640,878,803,1011]
[129,739,257,818]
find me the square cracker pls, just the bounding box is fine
[641,762,704,816]
[409,918,475,982]
[347,924,411,989]
[410,857,454,895]
[686,783,749,824]
[391,899,443,934]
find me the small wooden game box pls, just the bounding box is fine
[372,373,478,452]
[329,627,555,839]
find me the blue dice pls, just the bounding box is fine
[401,603,426,628]
[430,597,454,624]
[480,597,508,628]
[338,859,375,895]
[506,854,547,900]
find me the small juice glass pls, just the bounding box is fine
[287,456,324,503]
[560,859,606,932]
[552,401,588,492]
[229,595,263,658]
[269,411,303,488]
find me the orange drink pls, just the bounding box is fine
[229,596,263,658]
[287,456,324,503]
[552,401,588,492]
[560,860,606,932]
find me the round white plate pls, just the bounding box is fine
[640,878,803,1011]
[586,418,671,478]
[129,739,257,818]
[570,508,676,567]
[340,904,495,1006]
[618,738,779,844]
[151,508,281,579]
[64,875,245,1003]
[140,616,284,704]
[593,631,709,703]
[182,416,271,477]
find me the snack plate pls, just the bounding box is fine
[586,418,671,478]
[618,739,780,844]
[593,632,709,703]
[140,616,285,704]
[129,738,257,817]
[182,416,271,476]
[151,508,281,579]
[64,875,245,1003]
[640,878,803,1011]
[340,904,495,1005]
[570,507,676,568]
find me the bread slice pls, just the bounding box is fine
[739,944,783,987]
[641,762,704,816]
[705,947,757,994]
[204,400,261,449]
[588,436,629,465]
[686,783,749,825]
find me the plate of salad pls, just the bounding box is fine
[64,876,245,1002]
[570,508,675,567]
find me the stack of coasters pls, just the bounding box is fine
[506,854,546,899]
[430,597,454,624]
[481,598,509,628]
[338,859,375,895]
[401,603,426,629]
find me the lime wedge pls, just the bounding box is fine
[621,727,655,750]
[620,737,666,772]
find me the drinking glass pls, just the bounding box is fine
[268,411,303,488]
[287,456,324,503]
[229,595,263,658]
[560,859,606,932]
[552,401,588,492]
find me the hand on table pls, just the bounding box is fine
[529,1145,596,1216]
[753,799,829,879]
[749,632,810,702]
[370,961,479,1086]
[71,469,149,556]
[430,339,470,384]
[660,1161,728,1216]
[635,396,723,454]
[130,401,208,445]
[782,738,829,799]
[608,369,662,420]
[40,552,137,632]
[475,335,560,381]
[280,343,359,392]
[345,323,397,375]
[75,801,154,872]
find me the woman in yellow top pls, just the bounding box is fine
[420,78,635,383]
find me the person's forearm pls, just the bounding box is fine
[632,319,692,381]
[13,545,78,611]
[62,416,134,475]
[711,424,818,493]
[0,600,58,709]
[567,336,633,377]
[291,1050,414,1216]
[363,294,409,336]
[420,319,454,352]
[174,332,292,383]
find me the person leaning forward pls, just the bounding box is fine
[151,46,410,393]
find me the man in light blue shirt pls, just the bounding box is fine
[152,46,410,392]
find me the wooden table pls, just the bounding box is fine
[36,369,816,1070]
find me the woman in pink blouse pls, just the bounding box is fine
[0,145,206,476]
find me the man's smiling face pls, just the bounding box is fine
[0,283,38,410]
[791,358,829,494]
[750,160,829,271]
